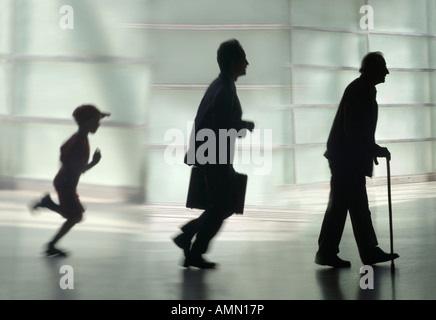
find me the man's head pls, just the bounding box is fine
[217,39,249,80]
[359,51,389,85]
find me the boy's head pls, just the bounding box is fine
[73,104,110,133]
[73,104,110,124]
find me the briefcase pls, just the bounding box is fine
[186,166,247,214]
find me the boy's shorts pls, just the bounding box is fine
[57,190,84,222]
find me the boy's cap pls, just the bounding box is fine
[73,104,110,123]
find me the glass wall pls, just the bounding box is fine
[0,0,434,205]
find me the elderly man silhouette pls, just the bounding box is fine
[315,52,400,267]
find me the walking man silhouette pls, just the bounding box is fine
[315,52,399,267]
[173,39,255,269]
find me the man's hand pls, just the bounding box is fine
[245,121,255,132]
[374,146,390,165]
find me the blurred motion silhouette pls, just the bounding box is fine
[31,104,110,257]
[315,52,399,268]
[172,39,255,269]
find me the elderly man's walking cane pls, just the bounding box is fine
[386,157,395,273]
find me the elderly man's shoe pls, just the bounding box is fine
[315,251,351,268]
[362,247,399,265]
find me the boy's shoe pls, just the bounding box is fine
[30,194,51,212]
[45,245,68,257]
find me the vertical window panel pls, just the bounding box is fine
[0,0,12,53]
[0,62,8,114]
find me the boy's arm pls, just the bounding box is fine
[83,148,101,173]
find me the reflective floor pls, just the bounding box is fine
[1,181,435,300]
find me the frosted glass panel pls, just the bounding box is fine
[4,122,74,178]
[294,108,336,144]
[376,72,430,104]
[1,0,434,205]
[292,69,357,104]
[5,122,143,187]
[14,0,152,57]
[233,149,294,203]
[12,62,151,123]
[433,142,436,172]
[144,0,290,25]
[148,88,292,146]
[370,35,430,69]
[295,147,330,184]
[376,106,433,141]
[373,142,434,177]
[145,148,295,204]
[290,0,362,29]
[371,0,429,33]
[292,31,367,68]
[237,90,293,145]
[147,89,203,144]
[431,39,436,69]
[0,62,8,114]
[88,126,143,187]
[145,148,193,203]
[432,107,436,139]
[429,1,436,34]
[432,74,436,104]
[148,30,291,85]
[0,0,12,53]
[0,121,14,176]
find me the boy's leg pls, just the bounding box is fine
[49,218,78,246]
[31,193,62,214]
[46,219,77,256]
[45,192,83,256]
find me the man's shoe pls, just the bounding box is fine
[184,255,217,269]
[362,247,399,265]
[315,251,351,268]
[172,233,191,258]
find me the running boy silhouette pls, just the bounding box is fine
[31,104,110,257]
